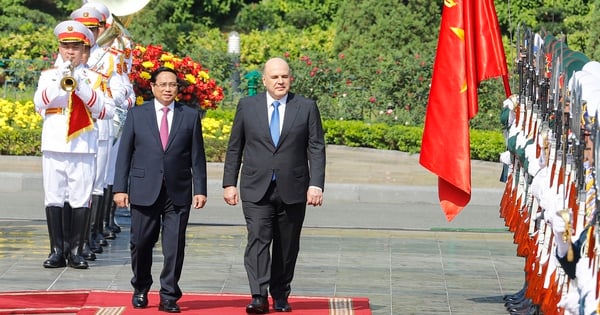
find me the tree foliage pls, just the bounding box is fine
[2,0,600,131]
[329,0,440,123]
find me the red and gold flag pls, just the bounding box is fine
[419,0,511,221]
[66,92,94,142]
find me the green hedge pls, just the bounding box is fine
[323,120,505,162]
[0,116,505,163]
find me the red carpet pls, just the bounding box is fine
[0,290,371,314]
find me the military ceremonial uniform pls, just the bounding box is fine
[68,6,112,259]
[88,6,136,241]
[79,4,136,250]
[500,29,600,314]
[34,20,114,269]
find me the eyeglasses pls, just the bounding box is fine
[154,82,178,88]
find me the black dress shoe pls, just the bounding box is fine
[273,299,292,312]
[81,245,96,261]
[158,300,181,313]
[132,292,148,308]
[43,253,66,268]
[246,295,269,314]
[103,229,116,240]
[67,254,89,269]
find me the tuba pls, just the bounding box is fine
[88,0,150,17]
[89,0,150,47]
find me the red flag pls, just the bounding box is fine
[419,0,510,221]
[66,92,94,142]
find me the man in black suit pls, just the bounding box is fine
[223,57,326,313]
[113,67,207,313]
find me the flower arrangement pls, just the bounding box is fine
[129,44,224,110]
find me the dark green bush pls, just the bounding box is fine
[235,3,280,32]
[286,9,321,29]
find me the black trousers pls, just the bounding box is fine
[129,183,190,302]
[242,181,306,299]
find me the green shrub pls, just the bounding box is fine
[322,119,504,161]
[471,130,506,162]
[0,129,41,156]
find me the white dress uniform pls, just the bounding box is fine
[34,62,113,208]
[34,20,114,270]
[88,43,117,196]
[105,71,135,186]
[89,12,136,239]
[87,43,135,191]
[87,38,135,240]
[70,5,122,250]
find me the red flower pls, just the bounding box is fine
[129,44,224,110]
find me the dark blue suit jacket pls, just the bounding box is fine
[113,101,207,207]
[222,92,326,204]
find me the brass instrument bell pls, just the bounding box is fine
[60,63,77,92]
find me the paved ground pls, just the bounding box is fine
[0,145,523,314]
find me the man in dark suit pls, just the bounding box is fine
[223,57,326,313]
[113,67,207,313]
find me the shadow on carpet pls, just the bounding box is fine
[0,290,371,314]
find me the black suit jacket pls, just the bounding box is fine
[222,92,326,204]
[113,100,207,206]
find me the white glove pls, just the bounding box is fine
[72,67,87,85]
[112,91,127,108]
[503,94,518,110]
[525,143,541,176]
[499,151,511,165]
[73,70,94,103]
[550,211,570,258]
[530,167,547,201]
[557,289,579,315]
[58,60,72,79]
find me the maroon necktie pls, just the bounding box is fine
[160,107,169,150]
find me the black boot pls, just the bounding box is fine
[101,187,116,240]
[62,202,72,257]
[67,207,89,269]
[96,193,109,245]
[43,206,66,268]
[81,198,97,261]
[89,194,103,254]
[104,185,121,234]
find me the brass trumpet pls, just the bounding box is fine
[60,62,77,92]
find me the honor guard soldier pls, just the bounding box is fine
[70,5,107,261]
[81,2,136,243]
[34,20,114,269]
[71,6,131,257]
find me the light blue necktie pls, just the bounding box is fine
[270,101,280,181]
[270,101,281,147]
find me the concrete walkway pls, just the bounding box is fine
[0,145,522,314]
